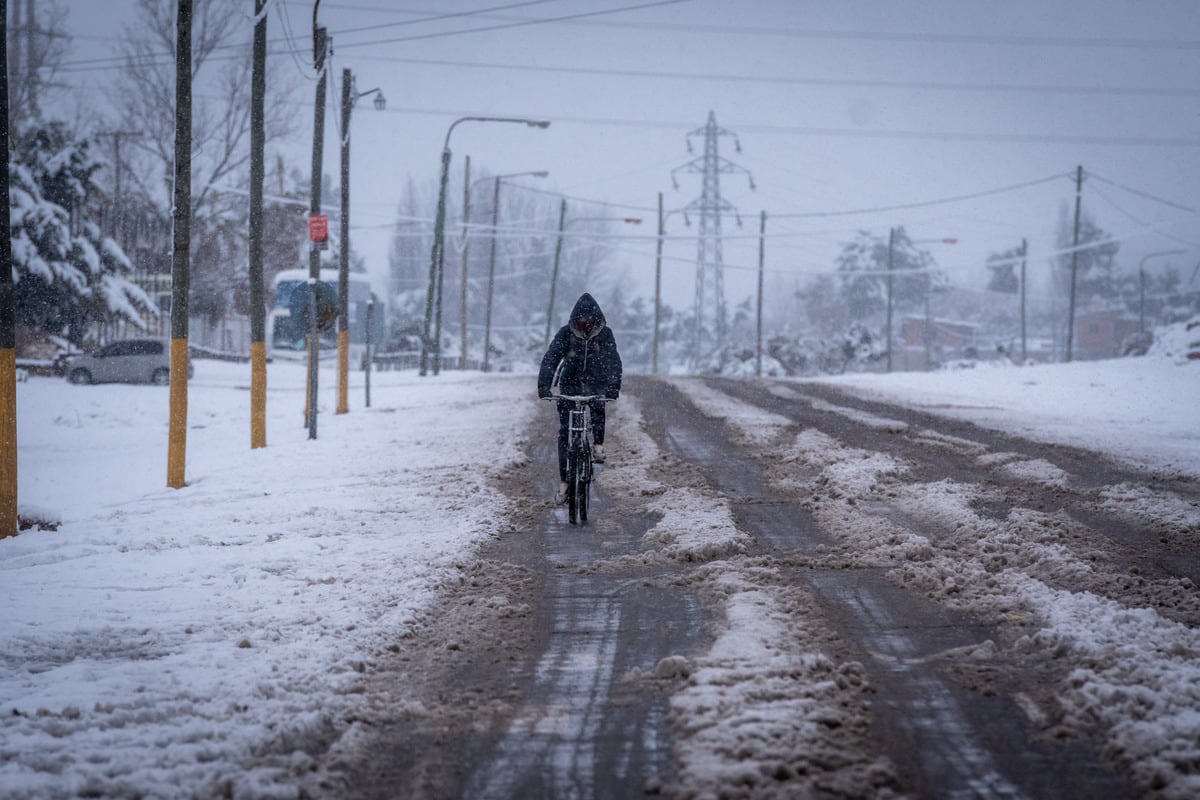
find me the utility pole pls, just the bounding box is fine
[248,0,268,449]
[755,210,766,377]
[1,0,18,537]
[886,227,895,373]
[95,131,142,251]
[459,155,470,368]
[482,177,501,373]
[653,192,663,375]
[545,198,567,349]
[1020,238,1028,363]
[1065,165,1083,363]
[167,0,192,489]
[337,67,351,414]
[23,0,37,119]
[305,21,328,439]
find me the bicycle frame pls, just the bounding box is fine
[546,394,611,524]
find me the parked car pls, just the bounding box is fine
[64,339,192,385]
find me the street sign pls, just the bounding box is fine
[308,213,329,243]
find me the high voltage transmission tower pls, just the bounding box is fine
[671,110,754,371]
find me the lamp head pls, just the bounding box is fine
[373,92,386,111]
[528,120,551,129]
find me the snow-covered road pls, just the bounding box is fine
[4,323,1198,798]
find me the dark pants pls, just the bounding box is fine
[556,400,606,482]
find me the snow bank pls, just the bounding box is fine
[808,341,1200,478]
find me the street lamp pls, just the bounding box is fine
[1138,249,1185,333]
[461,170,548,369]
[336,70,385,414]
[420,116,551,376]
[544,209,642,348]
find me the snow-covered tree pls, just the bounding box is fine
[986,246,1023,294]
[1054,204,1120,304]
[9,123,155,345]
[106,0,300,328]
[835,227,940,320]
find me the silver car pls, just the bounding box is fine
[65,339,192,385]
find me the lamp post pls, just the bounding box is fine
[545,211,642,348]
[462,170,548,369]
[1138,249,1185,334]
[336,69,384,415]
[420,116,551,376]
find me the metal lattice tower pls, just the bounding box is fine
[672,111,754,371]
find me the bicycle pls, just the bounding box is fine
[546,394,612,525]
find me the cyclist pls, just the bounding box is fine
[537,293,623,504]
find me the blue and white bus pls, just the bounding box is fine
[268,269,383,359]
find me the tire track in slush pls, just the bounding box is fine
[634,376,1129,799]
[466,583,621,799]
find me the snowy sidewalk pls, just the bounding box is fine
[3,363,534,799]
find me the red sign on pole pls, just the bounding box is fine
[308,213,329,243]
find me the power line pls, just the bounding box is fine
[342,53,1200,99]
[771,174,1071,218]
[329,0,567,37]
[1085,171,1200,216]
[292,4,1200,50]
[365,105,1200,148]
[326,0,694,49]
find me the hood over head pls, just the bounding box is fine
[568,293,606,339]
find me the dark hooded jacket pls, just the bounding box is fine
[538,293,622,399]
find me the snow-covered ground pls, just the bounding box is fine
[808,319,1200,479]
[2,317,1197,798]
[4,362,534,798]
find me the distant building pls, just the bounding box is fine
[1073,308,1140,360]
[897,315,981,370]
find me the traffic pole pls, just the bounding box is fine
[306,25,328,438]
[336,67,351,414]
[0,0,18,536]
[248,0,268,448]
[167,0,193,489]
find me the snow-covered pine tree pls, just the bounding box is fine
[10,122,154,345]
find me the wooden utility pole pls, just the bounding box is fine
[167,0,193,489]
[545,198,567,350]
[653,192,663,375]
[1065,165,1083,363]
[1020,238,1028,363]
[248,0,268,448]
[337,67,351,414]
[755,210,766,377]
[1,0,18,536]
[886,227,895,373]
[306,23,328,439]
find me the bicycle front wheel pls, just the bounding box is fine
[578,472,589,523]
[567,453,581,525]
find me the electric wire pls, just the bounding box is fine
[1085,171,1200,216]
[341,53,1200,99]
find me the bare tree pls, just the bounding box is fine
[106,0,300,327]
[110,0,297,214]
[8,0,71,126]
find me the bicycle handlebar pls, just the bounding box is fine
[543,394,615,403]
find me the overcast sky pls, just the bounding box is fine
[52,0,1200,312]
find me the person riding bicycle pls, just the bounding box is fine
[537,293,623,505]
